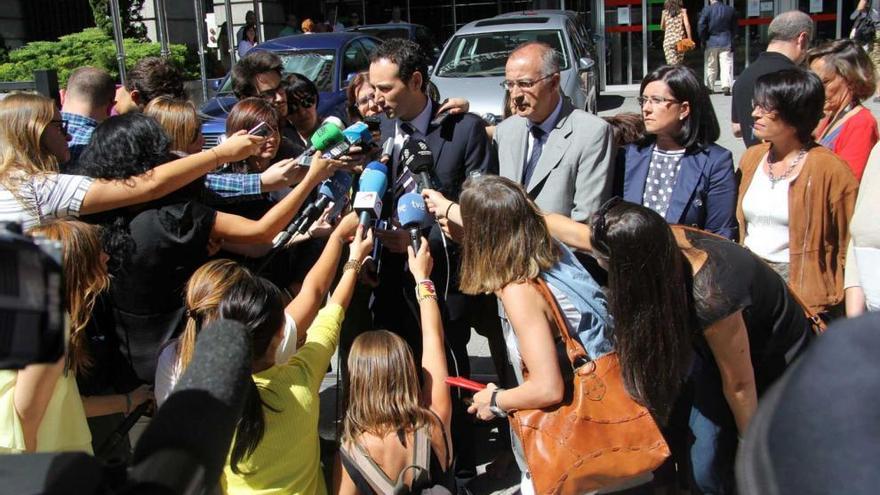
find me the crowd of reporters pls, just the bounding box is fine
[0,8,879,495]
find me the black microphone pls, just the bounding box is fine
[129,319,251,494]
[401,139,435,191]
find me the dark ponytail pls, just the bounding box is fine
[218,275,285,474]
[591,201,696,422]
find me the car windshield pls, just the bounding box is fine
[219,49,336,93]
[436,30,568,77]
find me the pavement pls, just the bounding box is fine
[317,90,880,494]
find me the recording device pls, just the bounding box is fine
[363,115,381,133]
[295,118,346,165]
[354,161,389,230]
[247,121,272,137]
[320,121,374,160]
[396,192,432,253]
[380,137,395,163]
[0,319,251,494]
[0,222,65,370]
[289,171,354,237]
[400,139,436,191]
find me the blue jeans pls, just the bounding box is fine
[688,352,738,494]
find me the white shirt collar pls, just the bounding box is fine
[528,96,563,136]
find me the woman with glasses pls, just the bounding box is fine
[738,68,858,319]
[808,39,879,181]
[284,73,322,155]
[541,200,814,494]
[615,65,737,239]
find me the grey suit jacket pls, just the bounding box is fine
[493,97,615,221]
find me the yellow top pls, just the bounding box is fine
[221,304,345,495]
[0,368,93,454]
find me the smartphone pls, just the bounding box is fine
[445,377,487,392]
[248,121,272,137]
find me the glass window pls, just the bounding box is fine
[436,30,569,77]
[342,41,369,77]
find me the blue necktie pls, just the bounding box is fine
[522,126,545,186]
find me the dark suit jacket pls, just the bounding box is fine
[615,142,738,240]
[376,102,496,323]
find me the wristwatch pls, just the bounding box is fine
[489,388,508,418]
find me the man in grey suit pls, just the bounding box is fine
[494,42,615,221]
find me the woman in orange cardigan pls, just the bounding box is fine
[737,68,858,318]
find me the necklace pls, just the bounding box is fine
[766,147,807,188]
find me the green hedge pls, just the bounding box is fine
[0,28,199,86]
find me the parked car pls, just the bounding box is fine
[199,32,379,148]
[347,22,440,64]
[431,10,599,121]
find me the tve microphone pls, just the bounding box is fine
[396,192,432,252]
[296,120,345,165]
[354,161,388,228]
[130,319,251,493]
[321,121,374,160]
[401,139,435,191]
[290,171,353,236]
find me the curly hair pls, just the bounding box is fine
[125,57,186,105]
[231,51,283,100]
[75,113,182,274]
[370,38,430,92]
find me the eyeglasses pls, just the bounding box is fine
[356,93,375,106]
[289,92,316,111]
[589,196,623,254]
[258,81,288,101]
[50,119,69,135]
[751,102,778,119]
[500,73,555,91]
[637,95,680,107]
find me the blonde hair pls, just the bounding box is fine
[0,93,59,187]
[144,96,202,152]
[458,175,559,294]
[28,221,109,375]
[176,259,252,373]
[343,330,433,443]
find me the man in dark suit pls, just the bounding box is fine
[369,38,496,477]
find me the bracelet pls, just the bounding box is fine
[343,259,361,275]
[416,279,437,302]
[444,202,456,220]
[210,148,221,168]
[124,393,132,415]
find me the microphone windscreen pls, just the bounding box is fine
[401,139,434,174]
[131,319,251,487]
[396,192,431,228]
[318,171,354,202]
[322,116,345,130]
[342,122,372,145]
[358,169,387,196]
[364,160,388,175]
[309,123,345,151]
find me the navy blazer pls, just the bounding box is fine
[615,142,738,240]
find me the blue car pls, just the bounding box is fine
[200,32,381,147]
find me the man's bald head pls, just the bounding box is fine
[65,67,116,108]
[508,42,560,77]
[769,10,814,43]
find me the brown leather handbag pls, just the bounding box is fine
[508,279,670,495]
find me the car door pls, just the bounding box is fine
[566,21,596,113]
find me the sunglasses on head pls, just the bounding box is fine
[589,196,623,254]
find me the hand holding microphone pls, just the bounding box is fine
[396,192,432,253]
[353,161,389,232]
[407,235,433,281]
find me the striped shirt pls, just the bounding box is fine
[0,173,94,231]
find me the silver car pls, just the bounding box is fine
[431,10,599,122]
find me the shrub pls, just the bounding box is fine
[0,28,199,86]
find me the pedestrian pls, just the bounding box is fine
[278,13,302,37]
[660,0,692,65]
[737,68,857,319]
[845,142,880,316]
[617,64,737,239]
[238,24,258,59]
[808,39,879,181]
[731,11,813,146]
[698,0,737,95]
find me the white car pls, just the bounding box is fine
[431,10,599,121]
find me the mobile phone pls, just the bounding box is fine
[248,121,271,137]
[445,377,487,392]
[430,109,452,127]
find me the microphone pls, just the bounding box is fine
[353,161,388,229]
[130,319,251,493]
[401,139,435,191]
[296,119,345,164]
[321,121,374,160]
[396,192,432,253]
[380,137,395,163]
[290,171,353,236]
